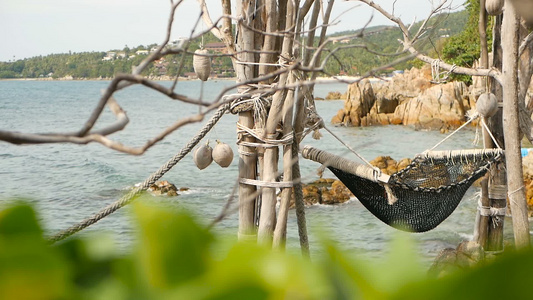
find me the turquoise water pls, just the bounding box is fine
[0,79,512,262]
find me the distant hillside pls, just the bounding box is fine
[323,10,468,75]
[0,10,467,79]
[0,33,228,80]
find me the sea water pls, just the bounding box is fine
[0,79,518,263]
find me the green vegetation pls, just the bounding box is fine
[0,33,233,79]
[323,10,468,76]
[441,0,492,84]
[0,200,532,299]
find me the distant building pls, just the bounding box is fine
[204,42,226,53]
[150,46,159,53]
[117,52,126,59]
[136,50,149,55]
[102,51,116,61]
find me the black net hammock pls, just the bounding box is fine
[302,146,504,232]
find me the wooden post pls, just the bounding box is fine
[258,0,278,81]
[474,0,491,247]
[273,73,296,248]
[257,0,296,245]
[236,0,259,240]
[501,3,530,249]
[485,14,506,251]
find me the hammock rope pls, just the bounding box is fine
[48,104,229,243]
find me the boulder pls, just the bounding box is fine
[368,155,412,176]
[290,178,353,208]
[325,91,346,100]
[148,180,180,197]
[393,81,468,130]
[521,152,533,215]
[332,79,376,126]
[331,65,472,131]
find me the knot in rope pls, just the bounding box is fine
[431,60,456,84]
[229,93,272,115]
[236,122,293,149]
[302,106,325,140]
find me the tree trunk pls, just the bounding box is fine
[501,4,530,249]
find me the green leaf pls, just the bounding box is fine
[0,203,72,299]
[0,203,42,239]
[134,203,213,289]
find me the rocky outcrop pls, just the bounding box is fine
[521,152,533,215]
[331,78,376,126]
[369,156,412,175]
[290,178,353,208]
[324,91,347,100]
[332,65,473,131]
[148,180,180,196]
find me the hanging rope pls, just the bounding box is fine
[426,112,480,152]
[430,60,456,84]
[48,104,230,243]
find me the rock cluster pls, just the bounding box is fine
[429,241,485,278]
[324,91,347,100]
[291,178,353,207]
[521,152,533,215]
[369,156,412,175]
[148,180,188,196]
[331,65,473,131]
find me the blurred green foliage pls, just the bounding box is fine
[0,201,532,300]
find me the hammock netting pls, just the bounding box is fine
[302,146,504,232]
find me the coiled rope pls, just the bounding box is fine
[48,104,229,243]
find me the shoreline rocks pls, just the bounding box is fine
[148,180,187,197]
[520,152,533,215]
[331,65,474,131]
[289,178,353,208]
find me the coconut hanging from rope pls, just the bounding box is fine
[486,0,504,16]
[212,140,233,167]
[193,49,211,81]
[194,142,213,170]
[476,92,499,118]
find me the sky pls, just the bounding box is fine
[0,0,464,62]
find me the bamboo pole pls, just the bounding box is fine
[259,0,278,80]
[292,87,310,257]
[501,3,530,249]
[257,0,296,245]
[474,0,492,248]
[236,0,259,240]
[486,15,506,252]
[273,73,296,248]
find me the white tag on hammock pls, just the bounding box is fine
[377,173,390,183]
